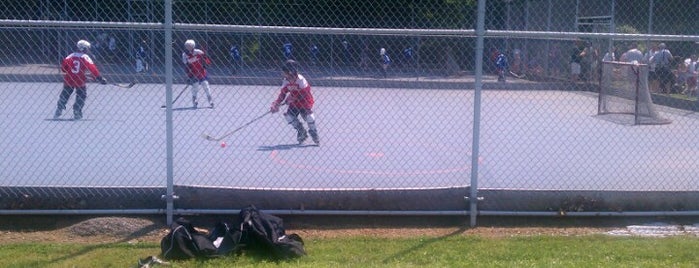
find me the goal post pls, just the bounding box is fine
[598,61,672,125]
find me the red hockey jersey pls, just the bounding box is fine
[61,52,101,87]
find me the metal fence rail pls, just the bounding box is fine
[0,0,698,226]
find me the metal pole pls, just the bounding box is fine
[164,0,175,226]
[609,0,615,58]
[545,0,552,76]
[470,0,486,227]
[647,0,654,49]
[648,0,654,34]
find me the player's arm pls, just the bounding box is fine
[60,58,70,74]
[84,57,107,84]
[181,52,189,65]
[270,87,288,113]
[203,52,212,66]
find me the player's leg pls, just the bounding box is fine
[202,79,213,108]
[73,87,87,120]
[54,86,74,118]
[301,109,319,144]
[285,108,307,143]
[135,58,143,72]
[189,79,199,108]
[571,62,581,82]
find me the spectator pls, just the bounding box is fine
[283,41,293,60]
[620,43,645,85]
[135,40,149,73]
[581,41,598,82]
[379,48,391,78]
[620,43,643,63]
[510,48,525,77]
[682,54,697,96]
[652,43,673,93]
[644,43,660,92]
[570,40,586,82]
[229,45,242,75]
[495,50,508,82]
[403,46,415,69]
[602,45,616,62]
[490,46,501,75]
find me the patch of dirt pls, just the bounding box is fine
[0,216,167,244]
[0,215,640,245]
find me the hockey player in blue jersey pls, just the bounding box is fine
[495,51,508,82]
[229,45,242,74]
[283,41,293,60]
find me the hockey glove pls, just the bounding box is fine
[270,102,280,113]
[96,76,108,85]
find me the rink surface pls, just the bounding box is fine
[1,82,698,193]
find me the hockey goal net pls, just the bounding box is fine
[598,61,672,125]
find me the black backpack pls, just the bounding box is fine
[159,207,306,261]
[237,205,306,259]
[160,217,220,260]
[206,220,244,256]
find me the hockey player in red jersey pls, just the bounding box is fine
[53,40,107,120]
[270,60,320,145]
[182,39,214,108]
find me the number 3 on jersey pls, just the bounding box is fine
[72,60,82,74]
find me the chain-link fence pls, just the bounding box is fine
[1,0,698,225]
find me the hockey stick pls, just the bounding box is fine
[509,71,526,79]
[161,84,189,108]
[110,82,136,89]
[201,110,272,142]
[88,74,134,89]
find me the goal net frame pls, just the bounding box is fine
[598,60,672,125]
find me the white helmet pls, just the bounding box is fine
[77,40,91,51]
[184,39,196,49]
[380,48,386,55]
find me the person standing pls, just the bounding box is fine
[283,41,293,60]
[495,50,508,82]
[602,45,616,62]
[135,40,149,73]
[403,46,415,70]
[570,40,586,82]
[620,43,644,63]
[582,41,599,82]
[380,48,391,78]
[644,43,659,92]
[53,40,107,120]
[509,48,523,75]
[619,43,646,86]
[229,45,242,75]
[652,43,673,93]
[683,54,697,96]
[269,60,320,145]
[182,39,214,108]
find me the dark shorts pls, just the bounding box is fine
[285,107,313,117]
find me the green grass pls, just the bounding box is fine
[665,93,698,101]
[1,235,698,267]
